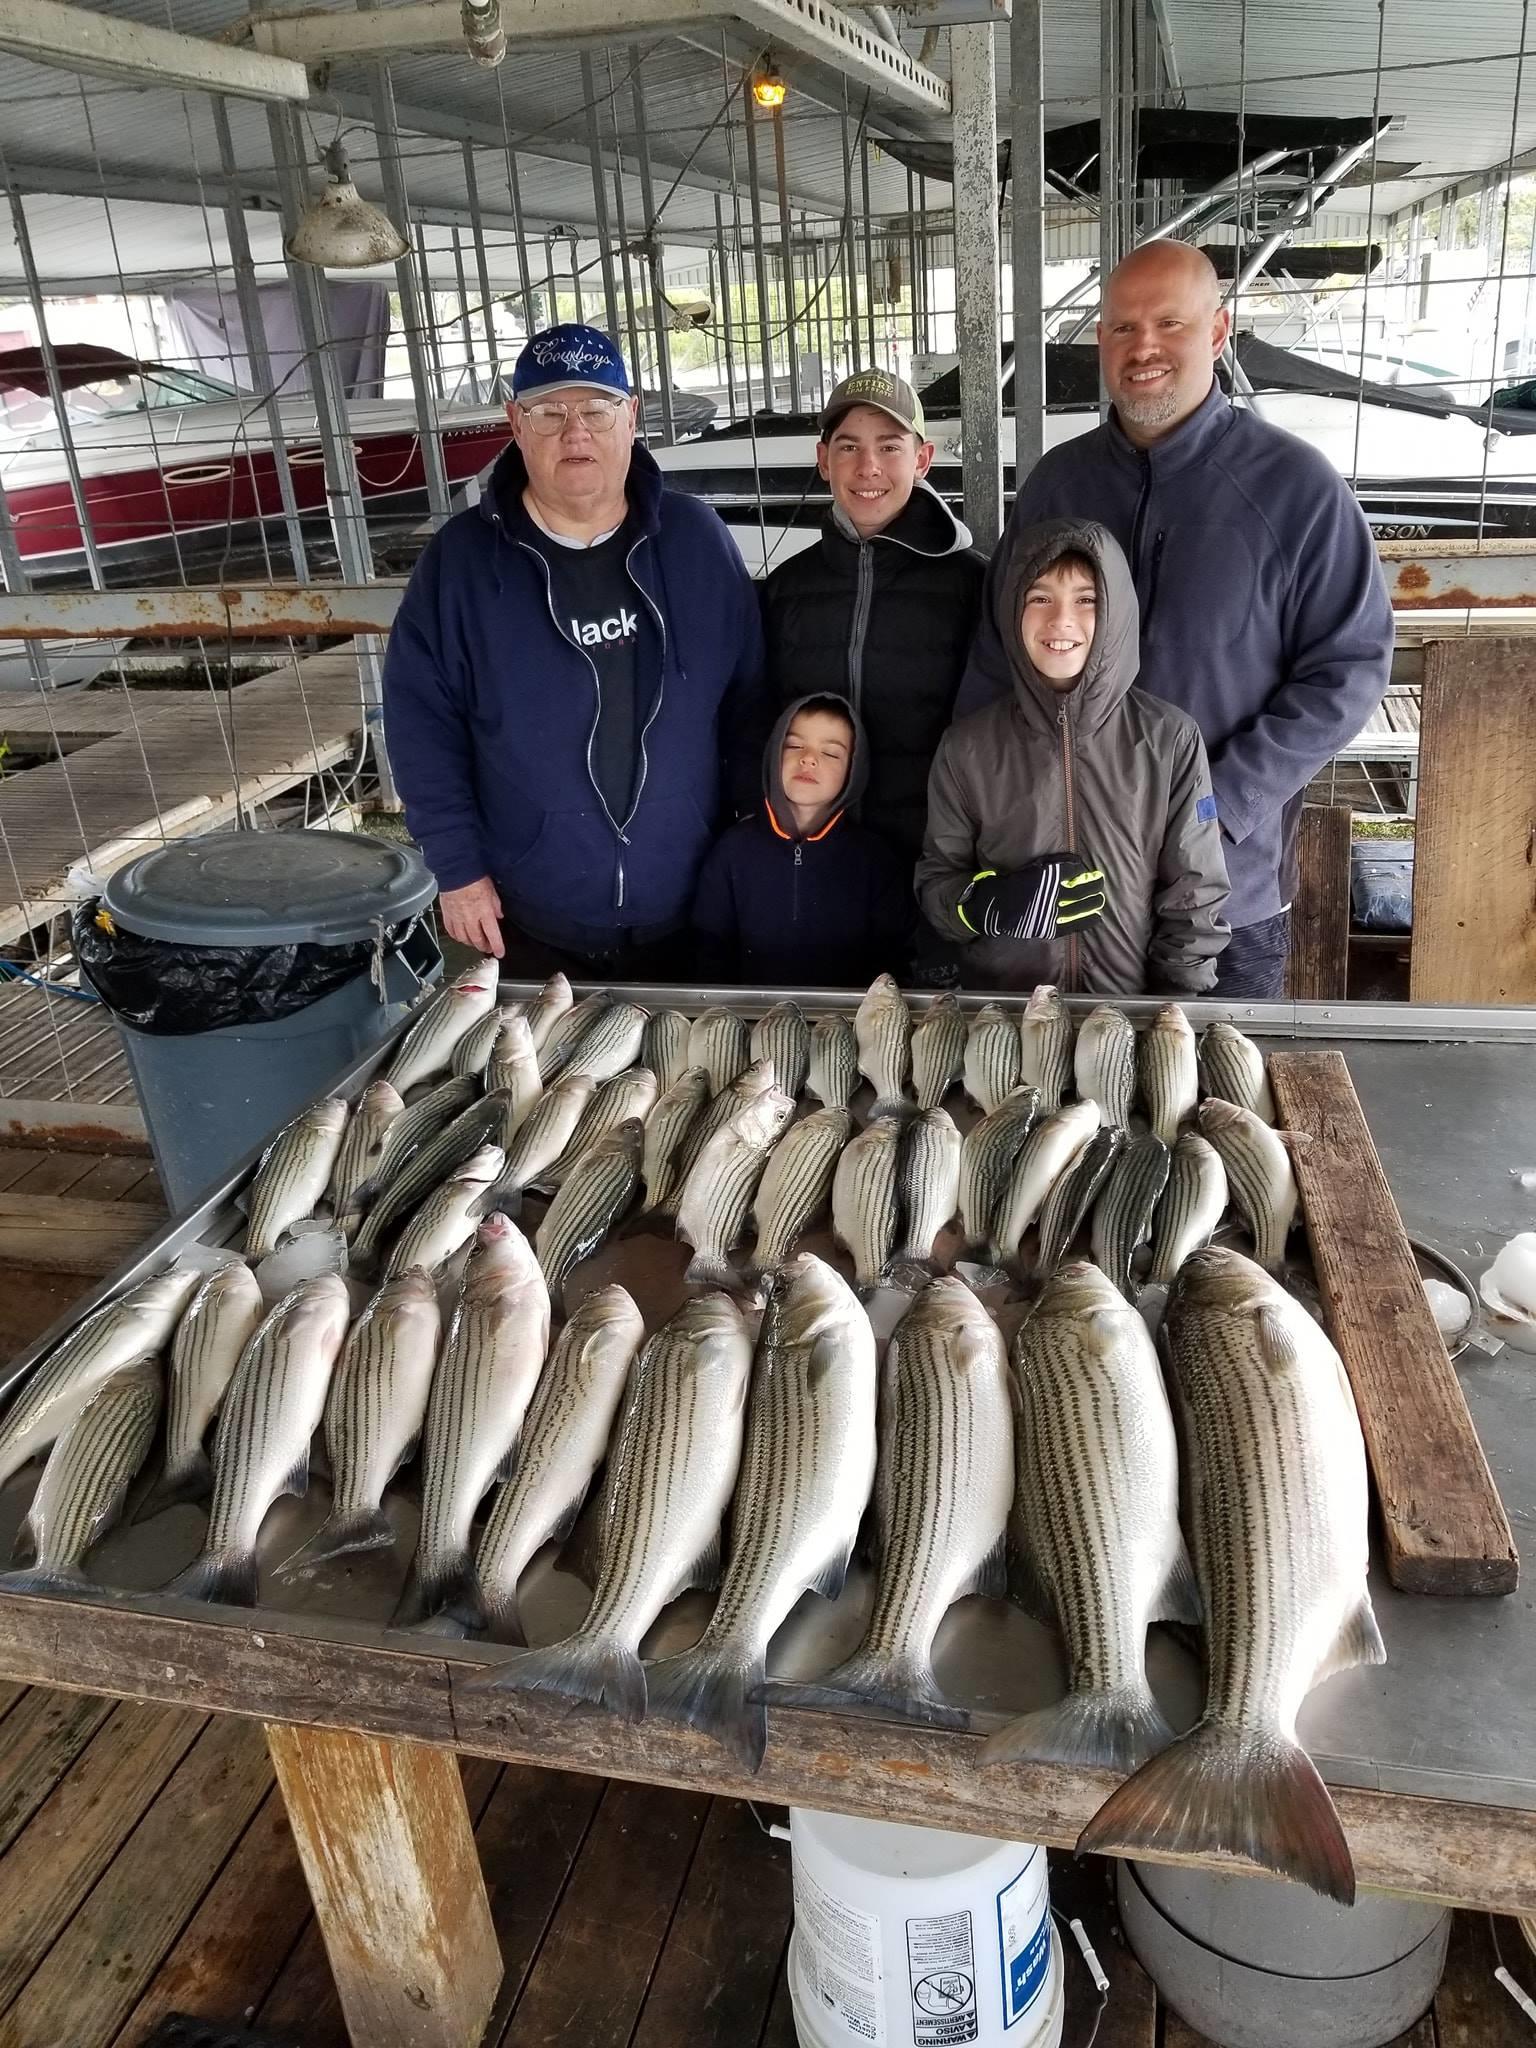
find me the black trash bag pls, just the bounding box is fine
[72,899,417,1036]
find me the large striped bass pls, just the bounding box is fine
[167,1273,351,1607]
[911,993,966,1111]
[675,1057,779,1188]
[775,1277,1012,1726]
[983,1261,1195,1773]
[642,1008,693,1094]
[831,1114,902,1292]
[639,1067,711,1220]
[563,999,649,1084]
[807,1014,857,1110]
[957,1091,1039,1256]
[1140,1131,1228,1334]
[1074,1005,1137,1129]
[245,1097,348,1260]
[141,1261,265,1515]
[538,990,613,1080]
[350,1091,510,1268]
[471,1291,753,1719]
[963,1003,1021,1116]
[0,1266,199,1493]
[369,1076,477,1189]
[1033,1125,1124,1282]
[548,1068,657,1186]
[1138,1004,1198,1145]
[1080,1247,1383,1905]
[891,1108,961,1282]
[452,1001,523,1080]
[384,1143,504,1279]
[1199,1020,1275,1121]
[535,1119,644,1306]
[990,1100,1100,1268]
[646,1253,878,1769]
[747,1107,852,1281]
[471,1284,645,1643]
[483,1013,541,1129]
[486,1071,596,1215]
[751,1001,811,1100]
[856,973,912,1116]
[2,1359,162,1595]
[522,972,573,1055]
[689,1007,751,1094]
[329,1080,405,1239]
[676,1083,795,1290]
[1091,1132,1171,1299]
[394,1216,551,1623]
[277,1267,442,1577]
[1197,1098,1298,1271]
[387,958,500,1093]
[1018,985,1073,1111]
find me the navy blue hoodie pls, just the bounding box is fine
[691,694,911,987]
[382,440,766,952]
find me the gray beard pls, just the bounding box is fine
[1115,384,1181,429]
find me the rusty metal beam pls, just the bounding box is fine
[1378,540,1536,612]
[0,585,406,640]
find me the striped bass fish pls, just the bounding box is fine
[563,999,649,1084]
[689,1007,751,1095]
[140,1261,265,1516]
[891,1108,962,1282]
[277,1267,442,1576]
[484,1012,542,1128]
[1074,1005,1137,1129]
[911,993,967,1111]
[538,990,613,1081]
[964,1003,1022,1116]
[1139,1004,1198,1145]
[639,1067,711,1220]
[776,1277,1012,1726]
[1199,1020,1275,1121]
[983,1261,1195,1773]
[675,1058,779,1188]
[856,973,912,1116]
[245,1096,348,1260]
[990,1100,1100,1268]
[2,1359,162,1596]
[1080,1248,1383,1905]
[957,1091,1039,1256]
[369,1076,477,1188]
[329,1081,404,1239]
[548,1068,657,1186]
[1033,1125,1124,1282]
[807,1014,858,1110]
[0,1265,199,1493]
[384,1143,504,1280]
[351,1092,513,1269]
[1140,1131,1228,1334]
[535,1119,644,1305]
[831,1114,902,1292]
[1092,1132,1171,1299]
[471,1284,645,1643]
[486,1071,596,1215]
[394,1216,551,1623]
[1197,1099,1298,1272]
[751,1001,811,1100]
[747,1107,852,1281]
[677,1084,795,1290]
[452,1001,523,1080]
[1018,985,1074,1111]
[522,972,574,1055]
[646,1254,878,1768]
[642,1008,694,1094]
[471,1291,752,1718]
[168,1273,351,1608]
[387,957,500,1093]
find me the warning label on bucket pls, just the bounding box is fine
[792,1854,886,2045]
[996,1863,1051,2028]
[905,1910,978,2045]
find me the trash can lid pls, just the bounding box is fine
[102,829,437,947]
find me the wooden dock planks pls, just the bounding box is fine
[1271,1049,1518,1596]
[1287,804,1353,1000]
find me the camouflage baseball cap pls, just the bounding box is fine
[819,368,926,441]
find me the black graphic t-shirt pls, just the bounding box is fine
[533,520,660,824]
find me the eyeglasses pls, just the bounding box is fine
[517,395,627,436]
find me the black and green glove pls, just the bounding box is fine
[957,854,1107,941]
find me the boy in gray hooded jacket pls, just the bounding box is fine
[917,518,1230,993]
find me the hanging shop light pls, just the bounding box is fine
[751,60,788,110]
[285,142,408,269]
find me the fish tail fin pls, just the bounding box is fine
[1137,1283,1171,1336]
[275,1508,396,1580]
[390,1552,470,1629]
[134,1449,215,1523]
[1078,1719,1356,1905]
[166,1548,259,1608]
[980,1685,1175,1773]
[871,1095,914,1121]
[770,1651,969,1729]
[408,1605,478,1640]
[475,1590,526,1648]
[481,1184,523,1223]
[645,1640,767,1769]
[887,1255,941,1293]
[467,1633,647,1723]
[683,1250,745,1293]
[0,1564,90,1597]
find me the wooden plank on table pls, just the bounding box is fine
[1270,1050,1518,1596]
[629,1800,794,2048]
[265,1724,502,2048]
[0,1714,270,2048]
[0,1702,205,2019]
[1287,805,1354,1000]
[1436,1911,1535,2045]
[757,1965,797,2048]
[1411,640,1536,1002]
[499,1780,711,2048]
[0,1686,116,1860]
[0,1193,165,1274]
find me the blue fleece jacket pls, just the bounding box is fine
[382,441,766,952]
[957,383,1392,925]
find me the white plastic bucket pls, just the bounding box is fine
[787,1808,1064,2048]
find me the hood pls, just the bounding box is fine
[480,434,666,537]
[763,691,870,843]
[996,516,1140,738]
[828,478,973,557]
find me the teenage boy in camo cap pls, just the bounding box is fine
[384,321,766,978]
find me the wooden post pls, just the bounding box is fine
[1410,639,1536,1003]
[1287,805,1353,1000]
[265,1722,502,2048]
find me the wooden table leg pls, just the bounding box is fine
[265,1721,502,2048]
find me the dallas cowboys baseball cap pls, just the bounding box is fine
[512,323,632,401]
[820,367,926,440]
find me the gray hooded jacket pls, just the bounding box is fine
[916,518,1230,994]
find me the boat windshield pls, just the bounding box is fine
[0,362,238,435]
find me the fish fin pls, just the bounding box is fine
[467,1634,647,1723]
[886,1257,940,1293]
[390,1552,470,1629]
[133,1449,215,1522]
[767,1654,970,1729]
[274,1508,396,1579]
[1006,1541,1058,1629]
[871,1095,914,1121]
[678,1526,725,1598]
[276,1451,311,1503]
[1254,1303,1303,1371]
[408,1607,477,1640]
[958,1532,1009,1603]
[491,1432,522,1489]
[646,1641,767,1768]
[477,1591,526,1648]
[1137,1283,1171,1337]
[808,1531,858,1603]
[9,1516,35,1568]
[683,1251,745,1293]
[1316,1594,1387,1682]
[0,1564,89,1597]
[166,1548,259,1608]
[1078,1718,1357,1906]
[980,1686,1175,1773]
[1151,1543,1203,1627]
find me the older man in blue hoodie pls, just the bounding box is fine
[959,241,1391,998]
[383,323,764,978]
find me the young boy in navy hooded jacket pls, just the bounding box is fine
[692,693,910,986]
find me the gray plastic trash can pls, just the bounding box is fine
[97,830,440,1211]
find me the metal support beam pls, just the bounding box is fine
[1098,0,1121,313]
[742,90,776,407]
[1010,0,1045,474]
[771,108,803,413]
[631,47,675,446]
[581,51,621,336]
[606,59,645,401]
[860,135,876,364]
[714,195,739,417]
[0,0,308,100]
[950,22,1003,548]
[841,90,862,372]
[461,140,501,388]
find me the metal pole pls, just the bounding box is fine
[414,224,447,400]
[501,137,537,341]
[630,45,675,446]
[450,228,477,399]
[211,95,308,578]
[841,88,863,370]
[1099,0,1122,327]
[606,79,645,417]
[742,87,776,406]
[860,135,877,364]
[918,173,930,355]
[1119,0,1137,246]
[713,196,740,417]
[461,141,500,390]
[770,105,803,412]
[906,165,921,369]
[1011,0,1046,473]
[581,52,621,336]
[951,23,1004,548]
